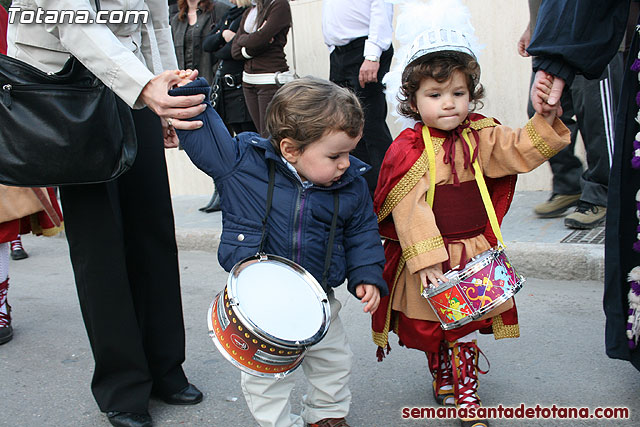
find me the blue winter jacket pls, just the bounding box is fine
[170,78,387,297]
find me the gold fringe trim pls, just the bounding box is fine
[525,119,557,158]
[377,135,445,223]
[41,222,64,237]
[377,150,429,223]
[28,215,64,237]
[470,117,498,130]
[372,256,406,348]
[492,314,520,340]
[402,235,445,261]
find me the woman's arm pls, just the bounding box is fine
[29,0,156,107]
[203,30,224,53]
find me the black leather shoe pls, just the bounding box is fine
[199,191,217,212]
[106,411,153,427]
[0,325,13,345]
[158,383,203,405]
[203,191,221,213]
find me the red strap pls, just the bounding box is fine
[30,188,61,227]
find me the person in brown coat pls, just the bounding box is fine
[231,0,293,135]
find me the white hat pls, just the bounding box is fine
[405,28,477,66]
[383,0,482,128]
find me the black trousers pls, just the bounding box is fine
[60,108,188,413]
[330,37,394,196]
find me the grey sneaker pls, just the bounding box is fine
[564,201,606,229]
[534,193,581,218]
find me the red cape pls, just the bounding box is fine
[371,115,519,357]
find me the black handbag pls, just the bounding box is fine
[0,0,137,187]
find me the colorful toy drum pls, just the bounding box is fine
[207,253,331,378]
[422,246,524,330]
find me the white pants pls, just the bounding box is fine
[241,293,353,427]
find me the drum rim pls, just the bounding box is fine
[227,253,331,348]
[207,297,306,379]
[454,246,503,282]
[422,247,503,298]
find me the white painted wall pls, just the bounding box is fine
[166,0,574,196]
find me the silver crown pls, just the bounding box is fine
[405,28,476,66]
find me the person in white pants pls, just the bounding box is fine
[241,294,353,427]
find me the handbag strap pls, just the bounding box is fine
[258,160,340,290]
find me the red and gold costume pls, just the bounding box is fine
[0,187,64,244]
[372,113,570,356]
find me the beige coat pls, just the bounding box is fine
[6,0,178,108]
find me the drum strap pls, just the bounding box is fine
[321,192,340,290]
[422,126,505,247]
[259,160,340,290]
[258,161,276,254]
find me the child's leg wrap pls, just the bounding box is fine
[427,341,455,405]
[0,242,9,323]
[0,242,10,330]
[449,338,490,425]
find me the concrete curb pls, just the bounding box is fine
[175,229,605,282]
[176,228,220,253]
[505,241,604,282]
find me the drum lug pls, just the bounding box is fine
[257,253,268,261]
[228,297,239,306]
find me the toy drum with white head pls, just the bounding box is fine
[422,246,524,330]
[208,253,331,378]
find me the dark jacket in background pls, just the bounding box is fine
[529,0,640,371]
[527,0,629,85]
[203,5,253,126]
[204,6,246,78]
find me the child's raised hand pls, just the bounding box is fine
[418,264,448,289]
[355,284,380,315]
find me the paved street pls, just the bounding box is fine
[1,233,638,426]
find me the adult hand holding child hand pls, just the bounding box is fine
[138,69,206,147]
[530,70,565,119]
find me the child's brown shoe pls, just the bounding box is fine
[307,418,350,427]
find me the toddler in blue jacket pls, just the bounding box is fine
[171,75,387,427]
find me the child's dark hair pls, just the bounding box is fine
[398,51,484,121]
[265,76,364,154]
